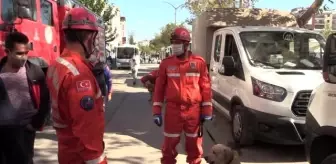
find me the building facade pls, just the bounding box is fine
[291,8,336,32]
[312,10,336,31]
[105,5,121,52]
[120,17,127,45]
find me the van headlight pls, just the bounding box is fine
[251,77,287,102]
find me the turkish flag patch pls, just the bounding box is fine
[76,80,92,92]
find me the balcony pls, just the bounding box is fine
[314,25,325,29]
[314,19,325,25]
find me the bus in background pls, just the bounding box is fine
[116,44,139,69]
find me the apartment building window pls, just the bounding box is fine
[333,14,336,20]
[332,23,336,30]
[315,14,324,19]
[315,25,325,29]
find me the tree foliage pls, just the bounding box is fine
[138,45,152,55]
[137,23,189,55]
[128,33,135,45]
[77,0,119,43]
[184,0,334,27]
[322,23,333,38]
[151,23,187,49]
[185,0,259,16]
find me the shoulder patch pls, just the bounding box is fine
[76,80,92,92]
[80,95,95,111]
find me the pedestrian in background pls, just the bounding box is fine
[130,53,140,85]
[0,32,50,164]
[103,64,113,107]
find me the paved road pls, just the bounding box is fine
[33,64,308,164]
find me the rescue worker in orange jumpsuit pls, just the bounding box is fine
[152,27,213,164]
[46,8,107,164]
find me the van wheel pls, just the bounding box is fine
[231,105,255,146]
[321,153,336,164]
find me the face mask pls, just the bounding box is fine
[171,44,184,56]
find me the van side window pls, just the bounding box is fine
[41,0,53,26]
[1,0,14,22]
[223,34,245,80]
[2,0,37,22]
[213,34,222,62]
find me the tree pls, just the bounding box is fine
[150,23,187,49]
[128,33,135,45]
[185,0,259,16]
[321,23,333,38]
[185,0,332,27]
[77,0,119,43]
[184,0,259,24]
[138,45,152,55]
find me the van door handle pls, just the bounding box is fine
[53,46,57,52]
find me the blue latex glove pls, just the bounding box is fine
[153,115,162,127]
[201,115,213,122]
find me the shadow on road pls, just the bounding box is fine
[35,130,57,142]
[124,79,147,88]
[104,90,164,153]
[104,89,306,163]
[206,109,306,163]
[34,132,59,164]
[138,67,157,73]
[107,157,145,164]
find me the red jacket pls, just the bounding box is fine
[152,54,212,116]
[47,49,106,163]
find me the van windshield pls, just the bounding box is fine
[117,47,138,59]
[240,31,325,70]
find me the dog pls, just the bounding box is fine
[204,144,241,164]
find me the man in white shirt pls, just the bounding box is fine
[130,54,140,85]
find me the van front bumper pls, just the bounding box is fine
[246,107,306,145]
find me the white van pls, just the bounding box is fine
[210,26,325,146]
[305,33,336,164]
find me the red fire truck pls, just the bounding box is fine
[0,0,106,68]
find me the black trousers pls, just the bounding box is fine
[0,126,36,164]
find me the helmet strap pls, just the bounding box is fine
[77,31,98,59]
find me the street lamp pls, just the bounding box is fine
[163,1,185,25]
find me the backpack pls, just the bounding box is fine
[92,62,107,96]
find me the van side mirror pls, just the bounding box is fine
[219,56,236,76]
[16,1,32,19]
[323,33,336,83]
[17,6,31,19]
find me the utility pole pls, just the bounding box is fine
[163,1,185,25]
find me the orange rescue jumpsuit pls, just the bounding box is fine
[46,49,107,164]
[152,53,212,164]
